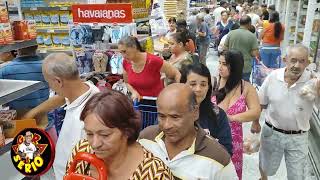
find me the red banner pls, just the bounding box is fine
[72,4,133,23]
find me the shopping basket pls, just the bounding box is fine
[251,57,281,88]
[133,96,158,130]
[64,152,107,180]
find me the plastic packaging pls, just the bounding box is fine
[243,133,260,155]
[300,63,320,101]
[0,5,9,23]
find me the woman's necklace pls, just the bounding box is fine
[132,58,146,73]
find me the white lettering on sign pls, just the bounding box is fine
[77,8,126,19]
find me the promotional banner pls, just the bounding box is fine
[72,4,133,23]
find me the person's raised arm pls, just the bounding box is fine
[160,61,181,83]
[23,95,66,119]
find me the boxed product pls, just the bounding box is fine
[0,5,9,23]
[52,34,62,47]
[27,20,37,39]
[34,13,42,26]
[50,11,60,26]
[36,33,45,47]
[59,11,71,26]
[2,23,13,43]
[13,20,29,40]
[24,12,34,21]
[2,119,37,138]
[61,33,70,47]
[43,33,53,47]
[41,12,51,26]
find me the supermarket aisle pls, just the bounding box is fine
[205,48,316,180]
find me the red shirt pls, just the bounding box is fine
[123,53,164,97]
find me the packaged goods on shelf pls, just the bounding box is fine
[0,26,4,44]
[2,23,14,44]
[59,11,72,26]
[50,11,60,26]
[27,20,37,39]
[36,32,44,46]
[0,5,9,23]
[24,12,34,21]
[43,33,53,47]
[52,34,62,47]
[34,13,42,26]
[12,21,29,40]
[41,12,51,26]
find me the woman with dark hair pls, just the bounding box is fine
[213,50,261,180]
[260,11,285,68]
[119,36,180,101]
[180,63,233,155]
[65,90,174,179]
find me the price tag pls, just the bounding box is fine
[92,23,100,29]
[60,7,68,11]
[30,7,37,11]
[47,29,54,33]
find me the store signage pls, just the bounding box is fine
[10,128,55,176]
[72,4,133,23]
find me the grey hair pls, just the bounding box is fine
[43,53,79,79]
[284,44,310,58]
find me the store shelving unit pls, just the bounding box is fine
[0,79,45,155]
[21,5,72,55]
[21,6,70,11]
[0,39,37,53]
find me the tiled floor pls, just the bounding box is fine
[206,48,316,180]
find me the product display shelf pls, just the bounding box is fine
[0,79,45,155]
[0,39,37,53]
[8,6,19,13]
[37,48,74,55]
[36,28,69,34]
[21,6,71,11]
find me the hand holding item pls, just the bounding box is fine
[131,90,141,102]
[243,133,260,155]
[250,121,261,133]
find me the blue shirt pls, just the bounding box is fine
[0,55,49,109]
[199,106,233,156]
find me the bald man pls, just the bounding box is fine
[24,53,99,180]
[139,83,237,179]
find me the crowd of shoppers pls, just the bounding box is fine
[1,1,318,180]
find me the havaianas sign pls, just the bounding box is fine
[72,3,133,23]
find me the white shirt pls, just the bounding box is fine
[53,82,99,180]
[218,34,228,52]
[213,7,226,27]
[19,142,37,160]
[259,68,320,131]
[139,132,238,180]
[247,13,260,27]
